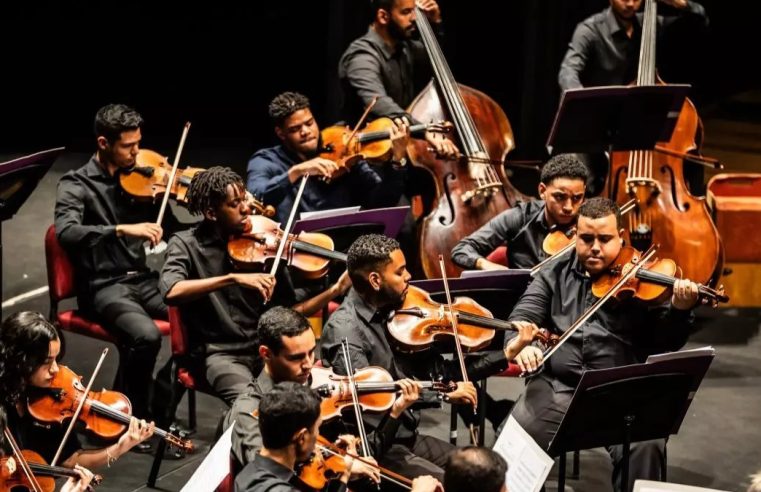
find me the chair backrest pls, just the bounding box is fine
[169,305,190,357]
[44,224,76,303]
[486,245,508,266]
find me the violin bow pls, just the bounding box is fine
[4,428,44,492]
[340,338,373,459]
[267,174,309,284]
[155,121,191,228]
[437,254,479,445]
[344,96,378,155]
[316,437,413,490]
[530,199,637,276]
[51,348,108,466]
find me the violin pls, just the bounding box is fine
[320,117,450,178]
[387,285,559,352]
[119,149,203,204]
[227,215,347,279]
[0,449,102,492]
[297,435,415,491]
[26,366,193,453]
[310,366,455,421]
[592,246,729,306]
[542,226,576,256]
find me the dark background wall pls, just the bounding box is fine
[1,0,756,168]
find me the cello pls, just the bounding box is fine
[604,0,723,286]
[406,6,529,278]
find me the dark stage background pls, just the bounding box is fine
[0,0,757,173]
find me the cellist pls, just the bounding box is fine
[504,197,700,492]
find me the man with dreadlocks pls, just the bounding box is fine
[247,91,408,225]
[160,166,349,405]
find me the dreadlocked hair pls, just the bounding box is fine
[268,92,311,126]
[185,166,244,216]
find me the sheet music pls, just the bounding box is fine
[460,268,531,279]
[634,479,729,492]
[300,206,360,220]
[493,416,554,492]
[181,421,234,492]
[646,346,715,364]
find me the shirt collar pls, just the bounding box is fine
[347,288,386,325]
[84,154,113,179]
[604,7,641,37]
[365,26,399,61]
[196,220,227,248]
[254,453,295,481]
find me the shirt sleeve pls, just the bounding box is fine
[504,272,553,349]
[54,175,117,248]
[320,304,371,374]
[451,208,524,269]
[227,395,263,468]
[159,234,192,303]
[636,302,695,356]
[351,161,406,210]
[341,48,409,119]
[659,0,708,29]
[246,154,293,206]
[558,21,597,92]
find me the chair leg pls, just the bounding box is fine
[449,403,458,445]
[188,389,197,432]
[147,438,167,488]
[571,450,580,479]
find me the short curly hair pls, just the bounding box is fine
[268,92,311,126]
[347,234,400,294]
[540,154,589,185]
[0,311,59,406]
[579,196,622,228]
[94,103,143,143]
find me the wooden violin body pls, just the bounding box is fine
[0,449,103,492]
[119,149,203,204]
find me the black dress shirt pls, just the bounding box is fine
[5,402,81,465]
[160,221,278,357]
[235,453,347,492]
[246,145,404,226]
[54,155,180,294]
[451,200,556,270]
[558,2,707,92]
[506,252,694,392]
[320,288,508,439]
[339,26,440,123]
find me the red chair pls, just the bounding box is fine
[486,245,508,266]
[44,225,169,387]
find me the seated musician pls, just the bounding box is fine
[451,153,589,271]
[504,197,700,492]
[224,306,422,470]
[246,91,409,226]
[160,167,349,406]
[320,234,537,480]
[235,382,382,492]
[444,447,508,492]
[54,103,180,436]
[0,311,155,470]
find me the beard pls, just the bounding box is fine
[389,18,415,41]
[376,282,407,309]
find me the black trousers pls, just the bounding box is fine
[204,351,262,406]
[377,433,455,485]
[83,276,170,420]
[510,375,665,492]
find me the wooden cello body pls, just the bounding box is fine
[603,0,723,286]
[407,9,528,278]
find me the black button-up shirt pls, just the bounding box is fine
[451,200,553,270]
[235,453,348,492]
[339,26,440,123]
[558,2,707,92]
[54,156,177,293]
[321,288,508,438]
[506,252,694,392]
[5,402,81,466]
[160,221,276,357]
[246,145,404,226]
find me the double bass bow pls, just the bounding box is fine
[406,7,529,278]
[604,0,724,287]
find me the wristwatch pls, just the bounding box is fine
[391,156,408,167]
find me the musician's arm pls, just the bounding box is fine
[452,208,522,270]
[341,48,408,120]
[54,177,116,247]
[246,153,292,206]
[558,22,595,92]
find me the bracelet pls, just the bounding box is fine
[106,445,118,467]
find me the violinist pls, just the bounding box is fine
[338,0,458,160]
[160,167,349,406]
[223,307,422,470]
[504,197,700,492]
[234,382,387,492]
[0,312,155,470]
[320,234,538,480]
[54,104,180,437]
[451,154,588,271]
[246,92,407,225]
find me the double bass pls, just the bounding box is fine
[406,7,528,278]
[604,0,723,286]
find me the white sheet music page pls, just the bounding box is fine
[181,420,235,492]
[634,479,729,492]
[492,415,554,492]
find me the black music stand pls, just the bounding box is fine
[546,85,691,155]
[549,349,714,492]
[0,148,63,314]
[411,271,532,444]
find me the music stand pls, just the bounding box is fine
[0,148,63,314]
[549,349,714,492]
[546,85,690,155]
[411,270,532,443]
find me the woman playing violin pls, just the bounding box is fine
[451,154,589,271]
[320,234,539,481]
[505,197,700,492]
[246,92,408,226]
[0,312,154,471]
[160,167,352,406]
